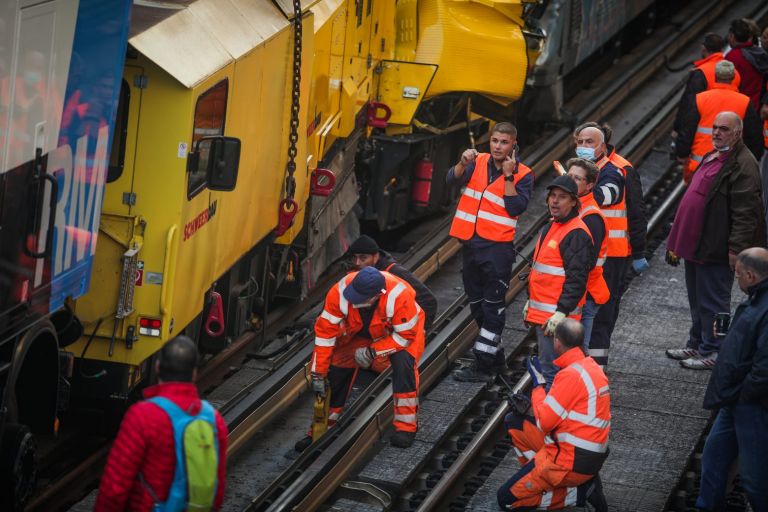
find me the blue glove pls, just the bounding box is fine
[526,356,546,387]
[632,257,650,275]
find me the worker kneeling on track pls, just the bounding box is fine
[296,267,425,451]
[498,319,609,511]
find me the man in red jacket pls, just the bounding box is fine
[726,19,768,109]
[95,336,228,511]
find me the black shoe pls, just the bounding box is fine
[294,435,313,453]
[390,430,416,448]
[453,361,495,382]
[586,474,608,512]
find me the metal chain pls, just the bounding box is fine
[284,0,302,200]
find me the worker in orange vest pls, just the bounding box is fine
[565,158,610,350]
[498,319,609,511]
[673,33,741,138]
[297,267,425,450]
[676,60,764,183]
[447,122,534,382]
[573,125,629,368]
[524,175,593,386]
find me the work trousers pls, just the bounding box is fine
[462,244,515,366]
[684,260,733,355]
[696,404,768,511]
[326,337,419,432]
[589,256,629,366]
[535,327,558,388]
[581,297,600,351]
[497,413,593,510]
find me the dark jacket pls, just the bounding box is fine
[536,209,592,315]
[674,69,709,134]
[376,250,438,330]
[675,89,764,161]
[608,146,647,259]
[703,278,768,410]
[694,141,767,264]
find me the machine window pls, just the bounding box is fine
[107,79,130,183]
[188,79,228,198]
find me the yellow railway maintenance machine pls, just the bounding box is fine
[67,0,541,404]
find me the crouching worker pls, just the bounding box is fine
[498,319,609,511]
[297,267,425,450]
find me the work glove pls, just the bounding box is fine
[507,392,532,416]
[354,346,376,368]
[665,250,680,267]
[632,257,650,275]
[526,356,546,388]
[311,372,327,396]
[543,311,566,336]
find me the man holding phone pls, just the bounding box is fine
[446,122,534,382]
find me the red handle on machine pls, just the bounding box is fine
[275,198,298,236]
[205,291,225,337]
[367,102,392,129]
[310,168,336,197]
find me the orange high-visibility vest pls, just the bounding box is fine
[595,156,631,257]
[763,119,768,149]
[449,153,533,242]
[311,271,425,377]
[693,52,741,91]
[526,215,591,325]
[531,347,611,474]
[686,84,751,174]
[579,193,610,305]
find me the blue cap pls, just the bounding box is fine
[343,267,385,305]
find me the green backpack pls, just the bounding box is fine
[145,397,219,511]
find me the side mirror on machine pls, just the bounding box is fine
[189,136,241,191]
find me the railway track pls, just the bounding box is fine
[32,0,763,510]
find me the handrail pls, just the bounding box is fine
[160,225,179,320]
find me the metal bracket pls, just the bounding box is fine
[133,74,148,89]
[122,192,136,205]
[339,481,392,508]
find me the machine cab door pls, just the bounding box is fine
[102,66,142,217]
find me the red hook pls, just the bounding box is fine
[205,291,225,337]
[275,198,298,236]
[367,102,392,129]
[310,168,336,197]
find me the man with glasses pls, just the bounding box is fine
[347,235,437,330]
[666,111,766,370]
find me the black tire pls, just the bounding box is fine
[0,423,37,511]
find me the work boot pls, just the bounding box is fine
[586,474,608,512]
[390,430,416,448]
[294,435,313,453]
[454,348,505,383]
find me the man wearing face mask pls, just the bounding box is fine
[666,112,766,370]
[524,175,593,386]
[447,122,534,382]
[301,267,425,449]
[676,60,763,184]
[572,124,627,368]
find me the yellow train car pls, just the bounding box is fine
[65,0,541,401]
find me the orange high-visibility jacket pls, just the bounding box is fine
[579,193,610,305]
[526,215,592,325]
[693,52,741,91]
[531,347,611,475]
[686,84,751,173]
[311,271,425,376]
[596,156,630,257]
[449,153,533,242]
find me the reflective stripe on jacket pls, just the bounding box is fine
[526,215,591,324]
[687,84,751,173]
[579,193,610,304]
[449,153,533,242]
[596,156,630,257]
[311,271,425,376]
[531,347,611,475]
[694,52,741,91]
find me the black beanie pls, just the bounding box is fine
[348,235,380,255]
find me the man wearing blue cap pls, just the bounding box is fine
[298,266,425,450]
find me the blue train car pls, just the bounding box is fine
[0,0,131,507]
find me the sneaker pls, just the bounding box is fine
[680,352,717,370]
[453,361,495,383]
[294,435,313,452]
[586,474,608,512]
[390,430,416,448]
[665,347,700,360]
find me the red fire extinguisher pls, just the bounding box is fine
[411,157,433,209]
